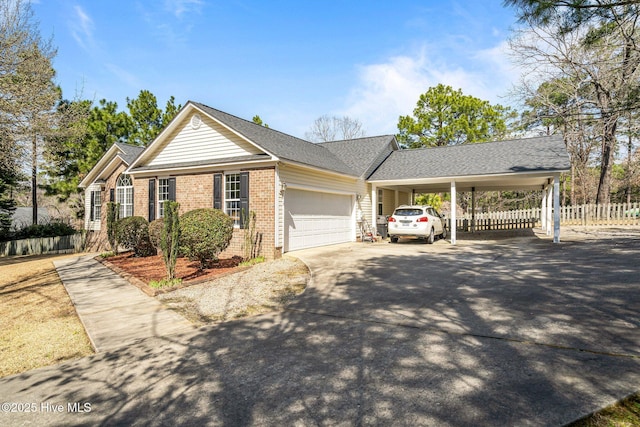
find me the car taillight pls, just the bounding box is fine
[388,217,396,222]
[417,217,429,222]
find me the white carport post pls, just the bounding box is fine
[546,183,553,235]
[371,184,378,236]
[450,180,457,245]
[553,174,561,243]
[541,186,547,231]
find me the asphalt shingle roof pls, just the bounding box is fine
[368,135,571,181]
[318,135,396,178]
[114,142,145,165]
[192,102,357,176]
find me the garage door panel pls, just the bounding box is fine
[284,189,354,251]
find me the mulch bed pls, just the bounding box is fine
[99,252,245,296]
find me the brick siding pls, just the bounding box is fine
[132,167,277,260]
[91,165,277,259]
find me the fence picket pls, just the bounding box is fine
[443,202,640,231]
[0,233,85,257]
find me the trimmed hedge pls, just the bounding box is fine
[180,208,234,269]
[6,221,76,242]
[116,216,155,257]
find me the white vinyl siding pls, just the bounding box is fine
[148,115,263,167]
[84,184,102,231]
[383,189,396,216]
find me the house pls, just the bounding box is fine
[79,101,571,258]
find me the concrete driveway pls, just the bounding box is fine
[1,229,639,426]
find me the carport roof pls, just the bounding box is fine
[367,135,570,192]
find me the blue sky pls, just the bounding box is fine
[33,0,521,139]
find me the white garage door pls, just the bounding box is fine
[284,189,354,251]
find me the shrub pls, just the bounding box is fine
[11,221,76,241]
[148,218,164,250]
[161,201,180,279]
[180,208,234,269]
[106,202,120,253]
[116,216,155,257]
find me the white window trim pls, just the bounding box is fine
[157,176,171,219]
[224,171,241,228]
[116,174,134,218]
[92,190,102,221]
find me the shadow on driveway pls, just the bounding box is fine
[0,231,639,426]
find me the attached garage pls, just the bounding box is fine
[284,188,355,251]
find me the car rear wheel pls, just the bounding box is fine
[390,236,398,243]
[426,228,435,244]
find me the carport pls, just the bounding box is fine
[368,135,571,244]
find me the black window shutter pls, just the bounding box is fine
[109,188,115,202]
[90,191,95,221]
[148,179,156,221]
[213,173,222,210]
[169,177,176,201]
[239,172,250,229]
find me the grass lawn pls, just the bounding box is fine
[0,254,94,377]
[568,393,640,426]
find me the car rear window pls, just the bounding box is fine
[393,209,423,216]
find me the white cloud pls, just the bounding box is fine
[105,63,141,89]
[340,42,520,136]
[341,53,433,135]
[164,0,203,18]
[69,5,95,51]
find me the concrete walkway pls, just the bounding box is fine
[54,255,195,352]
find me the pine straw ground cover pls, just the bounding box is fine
[103,251,243,284]
[0,254,94,378]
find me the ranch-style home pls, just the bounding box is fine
[79,101,571,259]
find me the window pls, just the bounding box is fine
[377,189,383,216]
[158,178,170,218]
[116,174,133,218]
[225,173,241,226]
[90,190,101,221]
[213,172,248,228]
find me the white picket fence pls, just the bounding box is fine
[443,202,640,231]
[0,233,85,257]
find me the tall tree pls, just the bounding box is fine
[397,84,513,148]
[305,115,365,142]
[43,93,181,218]
[0,0,59,224]
[507,0,640,203]
[252,115,269,127]
[519,78,600,204]
[126,90,181,146]
[0,130,19,238]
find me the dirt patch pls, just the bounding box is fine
[157,257,310,326]
[0,254,94,377]
[104,252,243,284]
[100,252,310,317]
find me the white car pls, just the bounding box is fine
[388,205,447,244]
